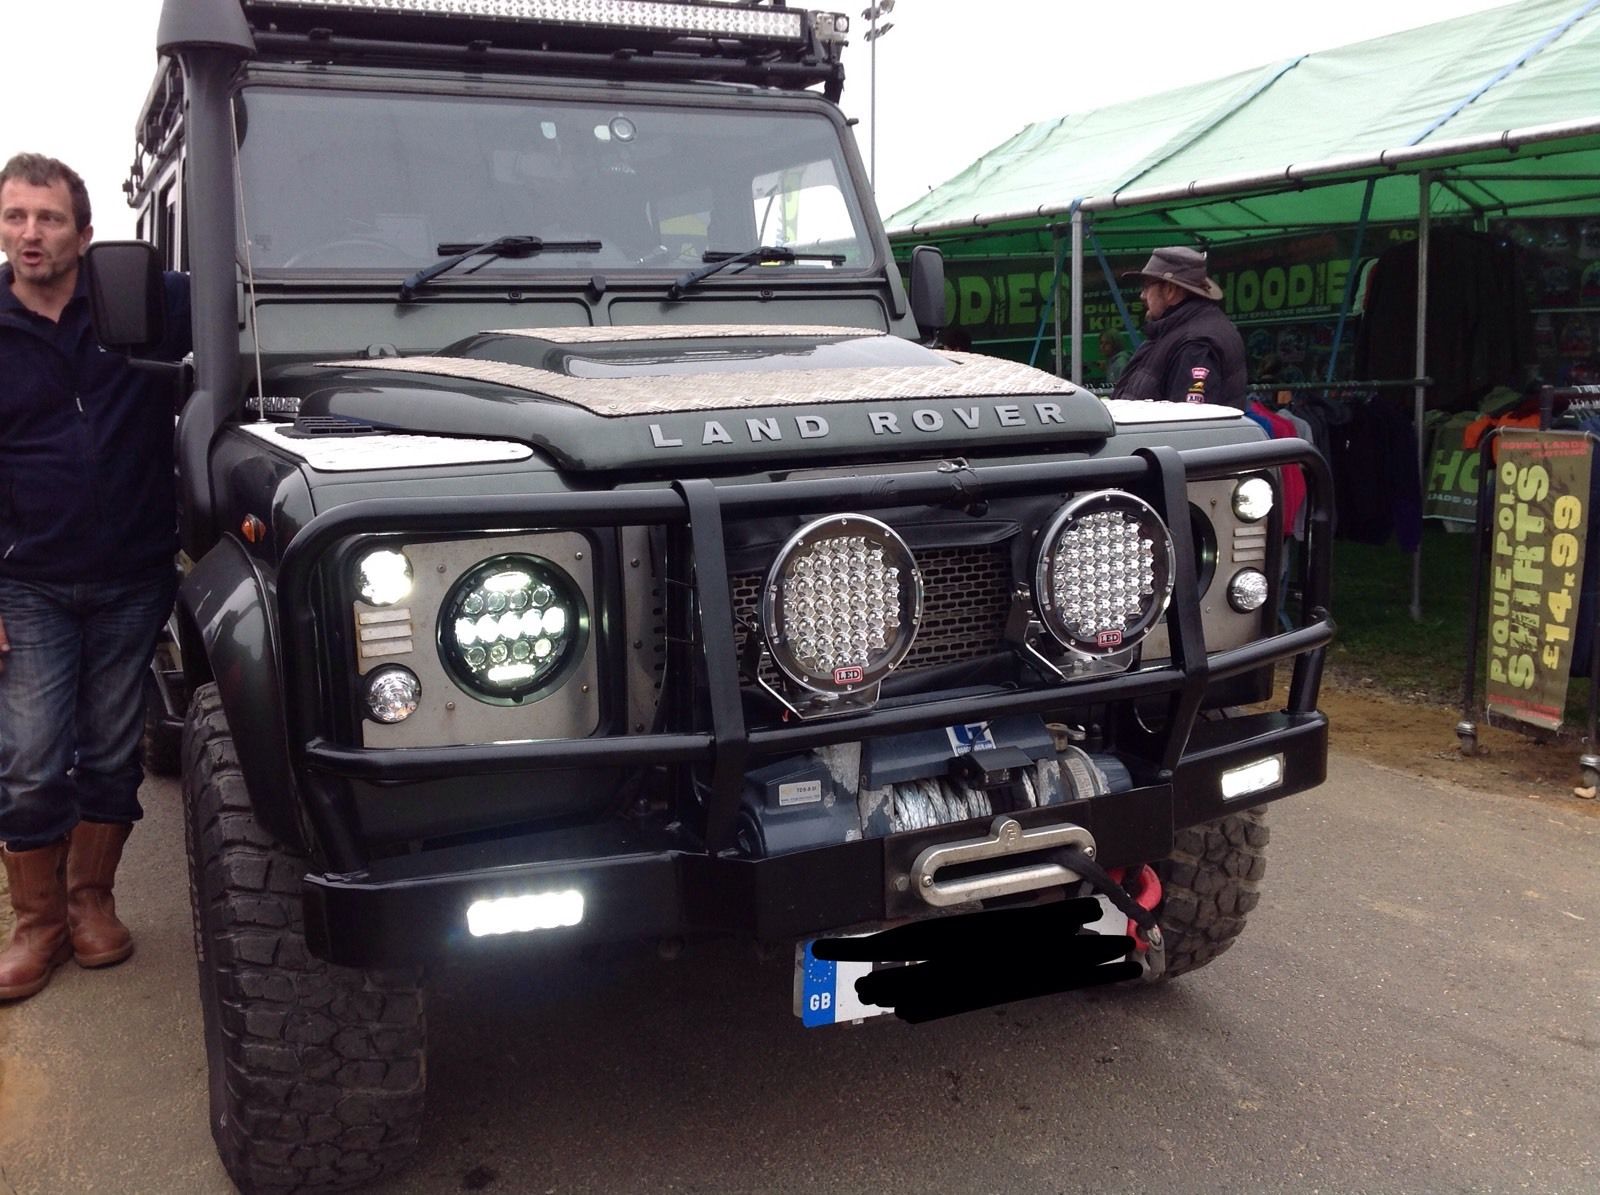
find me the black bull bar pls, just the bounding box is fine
[277,441,1334,963]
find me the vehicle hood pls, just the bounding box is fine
[273,325,1121,472]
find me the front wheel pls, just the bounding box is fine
[182,683,427,1194]
[1152,808,1269,979]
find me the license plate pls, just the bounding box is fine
[794,938,895,1027]
[794,896,1126,1027]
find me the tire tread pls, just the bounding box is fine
[182,684,425,1195]
[1155,807,1269,979]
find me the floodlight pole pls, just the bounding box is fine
[862,2,896,193]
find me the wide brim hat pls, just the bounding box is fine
[1122,245,1224,302]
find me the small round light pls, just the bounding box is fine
[1033,490,1174,657]
[1227,569,1271,612]
[365,666,420,724]
[357,549,413,607]
[439,555,585,702]
[762,515,922,695]
[1232,476,1275,523]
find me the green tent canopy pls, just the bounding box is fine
[887,0,1600,380]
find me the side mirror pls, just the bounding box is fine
[908,244,947,341]
[83,241,165,354]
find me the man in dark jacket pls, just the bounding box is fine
[1110,246,1248,409]
[0,153,190,1001]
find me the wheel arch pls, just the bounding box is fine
[179,535,310,853]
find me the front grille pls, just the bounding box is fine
[731,540,1013,680]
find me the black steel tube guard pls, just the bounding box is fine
[277,439,1333,862]
[1137,445,1211,774]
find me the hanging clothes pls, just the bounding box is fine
[1275,406,1317,540]
[1246,400,1307,537]
[1353,229,1528,409]
[1318,392,1423,551]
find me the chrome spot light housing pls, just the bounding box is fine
[1232,475,1275,523]
[1033,490,1175,661]
[356,547,414,607]
[759,515,922,716]
[364,665,421,724]
[439,554,586,703]
[1227,568,1271,613]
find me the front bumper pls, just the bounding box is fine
[303,707,1325,966]
[283,438,1334,967]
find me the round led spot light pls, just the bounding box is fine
[1034,490,1175,657]
[1232,476,1275,523]
[762,515,922,695]
[439,555,585,701]
[364,665,420,724]
[357,548,413,607]
[1227,568,1271,612]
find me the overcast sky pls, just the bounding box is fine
[19,0,1519,238]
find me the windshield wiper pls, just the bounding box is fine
[669,245,848,299]
[399,235,602,301]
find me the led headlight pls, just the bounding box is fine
[1227,568,1270,612]
[357,548,414,607]
[440,555,585,701]
[1232,476,1275,522]
[364,665,421,723]
[1034,490,1174,657]
[762,515,922,695]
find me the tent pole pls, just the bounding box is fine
[1071,208,1084,384]
[1412,170,1432,623]
[1327,178,1376,382]
[1053,228,1064,377]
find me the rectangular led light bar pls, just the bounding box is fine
[1220,754,1285,800]
[466,889,585,937]
[247,0,808,41]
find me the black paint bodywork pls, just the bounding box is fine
[143,0,1335,969]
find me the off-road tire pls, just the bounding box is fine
[1154,808,1269,979]
[182,683,427,1194]
[142,675,182,778]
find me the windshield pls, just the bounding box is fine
[234,86,875,276]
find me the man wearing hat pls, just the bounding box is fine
[1110,246,1248,409]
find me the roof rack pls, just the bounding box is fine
[239,0,849,96]
[126,57,185,206]
[128,0,851,204]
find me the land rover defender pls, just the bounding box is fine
[96,1,1334,1191]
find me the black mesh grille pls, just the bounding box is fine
[731,541,1013,679]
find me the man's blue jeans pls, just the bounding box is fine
[0,572,176,850]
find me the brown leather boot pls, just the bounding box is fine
[66,820,135,968]
[0,839,71,1000]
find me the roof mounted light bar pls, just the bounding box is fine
[241,0,844,44]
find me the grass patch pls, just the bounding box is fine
[1322,526,1478,705]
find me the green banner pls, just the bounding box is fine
[929,225,1416,376]
[1485,430,1593,730]
[1423,413,1482,525]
